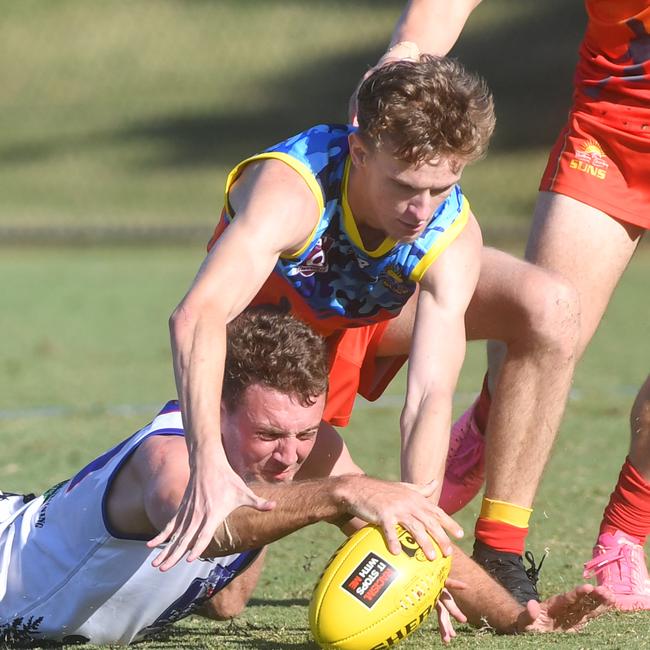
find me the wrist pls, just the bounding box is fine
[327,475,355,524]
[380,40,420,64]
[188,438,229,469]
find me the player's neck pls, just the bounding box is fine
[347,166,388,250]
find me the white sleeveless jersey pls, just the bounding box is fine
[0,401,260,645]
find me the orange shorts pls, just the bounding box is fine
[323,321,407,427]
[540,101,650,230]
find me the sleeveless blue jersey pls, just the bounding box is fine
[210,124,470,337]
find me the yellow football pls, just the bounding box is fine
[309,524,451,650]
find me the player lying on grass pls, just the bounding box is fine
[0,310,611,645]
[157,56,579,588]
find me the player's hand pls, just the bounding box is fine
[147,451,274,571]
[348,41,420,124]
[517,584,614,633]
[340,477,463,559]
[435,587,467,644]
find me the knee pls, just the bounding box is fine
[517,269,580,359]
[200,596,247,621]
[631,376,650,441]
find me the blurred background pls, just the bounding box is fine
[2,0,646,480]
[2,7,650,645]
[2,0,588,244]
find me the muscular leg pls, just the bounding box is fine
[474,193,642,600]
[464,247,580,507]
[378,242,580,508]
[483,193,642,507]
[629,376,650,479]
[490,192,643,365]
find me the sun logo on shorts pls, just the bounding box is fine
[570,139,609,179]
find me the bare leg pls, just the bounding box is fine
[627,376,650,479]
[199,548,267,620]
[378,244,581,507]
[482,192,643,505]
[464,247,580,506]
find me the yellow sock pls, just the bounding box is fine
[479,497,532,528]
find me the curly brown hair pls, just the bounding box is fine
[356,54,495,166]
[223,307,328,412]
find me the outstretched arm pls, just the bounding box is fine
[388,0,482,57]
[148,160,320,570]
[204,475,459,561]
[136,430,460,563]
[447,547,613,636]
[349,0,482,122]
[400,213,482,499]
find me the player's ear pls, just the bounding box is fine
[348,132,370,168]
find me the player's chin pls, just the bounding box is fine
[395,229,424,244]
[261,467,296,483]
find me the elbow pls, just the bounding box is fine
[169,301,195,345]
[400,387,454,432]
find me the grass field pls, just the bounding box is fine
[1,244,649,649]
[1,0,584,235]
[3,0,650,647]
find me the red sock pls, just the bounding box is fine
[475,518,528,555]
[600,457,650,545]
[474,373,491,434]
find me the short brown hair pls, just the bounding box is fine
[356,54,495,166]
[223,307,328,411]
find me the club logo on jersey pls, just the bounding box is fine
[569,140,609,180]
[380,265,411,296]
[291,236,333,277]
[341,552,397,608]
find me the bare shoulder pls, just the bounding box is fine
[229,158,320,222]
[131,434,189,480]
[131,435,190,519]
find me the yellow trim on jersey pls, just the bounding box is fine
[223,152,325,260]
[479,497,532,529]
[409,196,470,282]
[341,157,397,258]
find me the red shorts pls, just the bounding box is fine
[540,101,650,230]
[323,321,407,427]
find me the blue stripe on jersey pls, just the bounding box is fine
[67,401,182,493]
[227,124,469,326]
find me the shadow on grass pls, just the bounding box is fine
[113,0,586,169]
[145,618,319,650]
[248,597,310,608]
[2,0,585,172]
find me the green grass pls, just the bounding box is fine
[3,1,649,647]
[1,0,585,233]
[1,245,649,649]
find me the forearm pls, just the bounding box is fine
[400,391,453,491]
[169,302,228,461]
[448,545,523,633]
[389,0,481,56]
[205,478,351,556]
